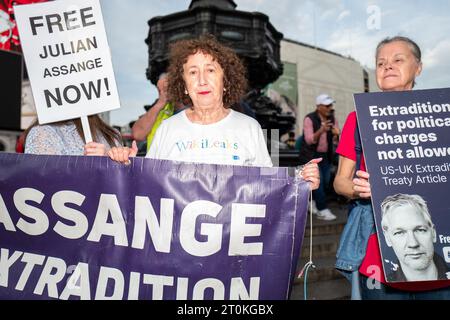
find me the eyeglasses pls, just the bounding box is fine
[323,104,333,108]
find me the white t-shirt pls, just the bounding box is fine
[146,109,273,167]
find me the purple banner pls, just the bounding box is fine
[0,153,309,300]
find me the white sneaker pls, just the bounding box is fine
[315,208,337,221]
[309,200,319,214]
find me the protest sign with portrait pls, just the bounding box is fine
[354,88,450,283]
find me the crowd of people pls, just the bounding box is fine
[15,33,450,300]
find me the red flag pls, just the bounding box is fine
[0,0,49,51]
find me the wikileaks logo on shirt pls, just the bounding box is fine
[175,138,239,152]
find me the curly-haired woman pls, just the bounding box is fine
[108,35,320,188]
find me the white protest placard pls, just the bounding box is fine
[14,0,120,125]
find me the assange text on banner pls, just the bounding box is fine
[0,153,309,299]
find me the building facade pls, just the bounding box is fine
[272,38,379,135]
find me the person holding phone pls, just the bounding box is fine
[298,94,340,220]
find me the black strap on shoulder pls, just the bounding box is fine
[354,120,362,178]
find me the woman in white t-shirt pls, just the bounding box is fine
[109,34,321,189]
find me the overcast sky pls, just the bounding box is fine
[100,0,450,127]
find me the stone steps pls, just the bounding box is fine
[304,221,345,237]
[300,201,347,258]
[290,278,351,300]
[290,200,351,300]
[294,257,342,283]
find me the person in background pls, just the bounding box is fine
[298,93,340,220]
[131,73,184,152]
[108,34,321,190]
[334,36,450,299]
[24,115,121,156]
